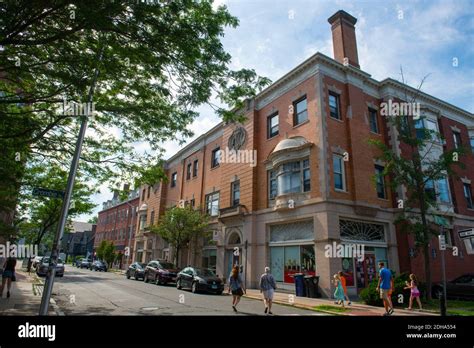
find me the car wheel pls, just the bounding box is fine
[177,279,182,289]
[192,282,198,294]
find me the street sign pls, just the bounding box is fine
[32,187,65,199]
[458,228,474,239]
[438,235,446,250]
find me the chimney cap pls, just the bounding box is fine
[328,10,357,26]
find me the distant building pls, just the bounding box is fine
[61,221,96,261]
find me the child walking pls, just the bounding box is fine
[404,273,422,310]
[333,274,345,307]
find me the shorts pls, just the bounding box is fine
[262,289,274,300]
[380,288,390,301]
[411,291,420,298]
[231,288,243,297]
[2,270,13,278]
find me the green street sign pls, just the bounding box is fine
[32,187,65,199]
[434,215,449,227]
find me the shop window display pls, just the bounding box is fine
[270,245,316,283]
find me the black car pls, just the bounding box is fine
[126,262,146,280]
[176,267,224,294]
[90,260,107,272]
[144,260,179,285]
[432,274,474,300]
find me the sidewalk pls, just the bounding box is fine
[0,268,59,316]
[244,289,438,316]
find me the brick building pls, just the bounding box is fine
[132,10,474,297]
[95,188,139,269]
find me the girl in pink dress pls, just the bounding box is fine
[404,273,423,310]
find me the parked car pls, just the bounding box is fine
[36,257,65,277]
[90,260,107,272]
[432,274,474,300]
[176,267,224,294]
[32,256,44,269]
[78,258,92,269]
[143,260,179,285]
[126,262,146,280]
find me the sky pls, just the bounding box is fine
[77,0,474,222]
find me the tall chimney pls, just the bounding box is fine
[328,10,360,68]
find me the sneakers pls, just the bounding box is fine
[268,311,273,315]
[264,307,268,314]
[232,305,237,312]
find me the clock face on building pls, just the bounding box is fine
[228,127,246,150]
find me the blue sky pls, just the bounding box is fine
[77,0,474,222]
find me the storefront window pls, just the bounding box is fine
[270,245,316,283]
[341,258,355,286]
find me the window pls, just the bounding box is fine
[211,147,220,168]
[464,183,473,209]
[147,186,151,199]
[193,160,198,177]
[374,165,386,199]
[267,113,279,138]
[269,170,277,199]
[186,163,192,180]
[277,162,301,194]
[205,192,219,216]
[437,178,450,203]
[470,137,474,153]
[142,189,146,201]
[415,119,424,139]
[293,97,308,126]
[150,210,155,226]
[171,172,177,187]
[425,119,439,142]
[303,159,310,192]
[231,181,240,206]
[453,131,462,149]
[445,229,455,247]
[333,155,345,191]
[329,92,341,120]
[369,108,378,133]
[424,179,436,201]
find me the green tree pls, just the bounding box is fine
[96,240,107,261]
[103,241,116,270]
[87,216,98,224]
[151,206,210,266]
[369,73,466,299]
[0,0,271,225]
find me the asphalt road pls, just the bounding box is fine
[50,265,325,316]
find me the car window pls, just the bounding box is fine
[158,262,175,269]
[195,269,216,277]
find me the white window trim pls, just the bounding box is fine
[333,154,347,192]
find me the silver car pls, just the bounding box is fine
[36,257,65,277]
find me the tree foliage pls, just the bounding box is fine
[151,206,210,266]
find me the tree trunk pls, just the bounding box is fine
[417,177,432,301]
[175,246,179,267]
[422,242,432,300]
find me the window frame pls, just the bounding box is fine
[453,131,462,149]
[267,112,279,139]
[231,180,240,206]
[463,183,473,209]
[333,154,346,191]
[171,172,177,188]
[193,159,198,177]
[368,108,379,134]
[268,170,277,200]
[374,165,386,199]
[293,96,308,126]
[186,163,192,180]
[328,92,341,120]
[205,191,220,217]
[211,147,220,168]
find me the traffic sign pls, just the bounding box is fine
[458,228,474,239]
[32,187,65,199]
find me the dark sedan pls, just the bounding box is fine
[90,260,107,272]
[144,260,179,285]
[126,262,146,280]
[432,274,474,300]
[176,267,224,294]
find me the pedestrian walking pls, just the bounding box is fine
[259,266,277,315]
[228,266,245,312]
[376,262,394,316]
[404,273,423,310]
[337,271,351,305]
[333,273,345,307]
[0,257,17,299]
[0,255,5,278]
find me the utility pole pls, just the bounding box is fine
[39,44,104,316]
